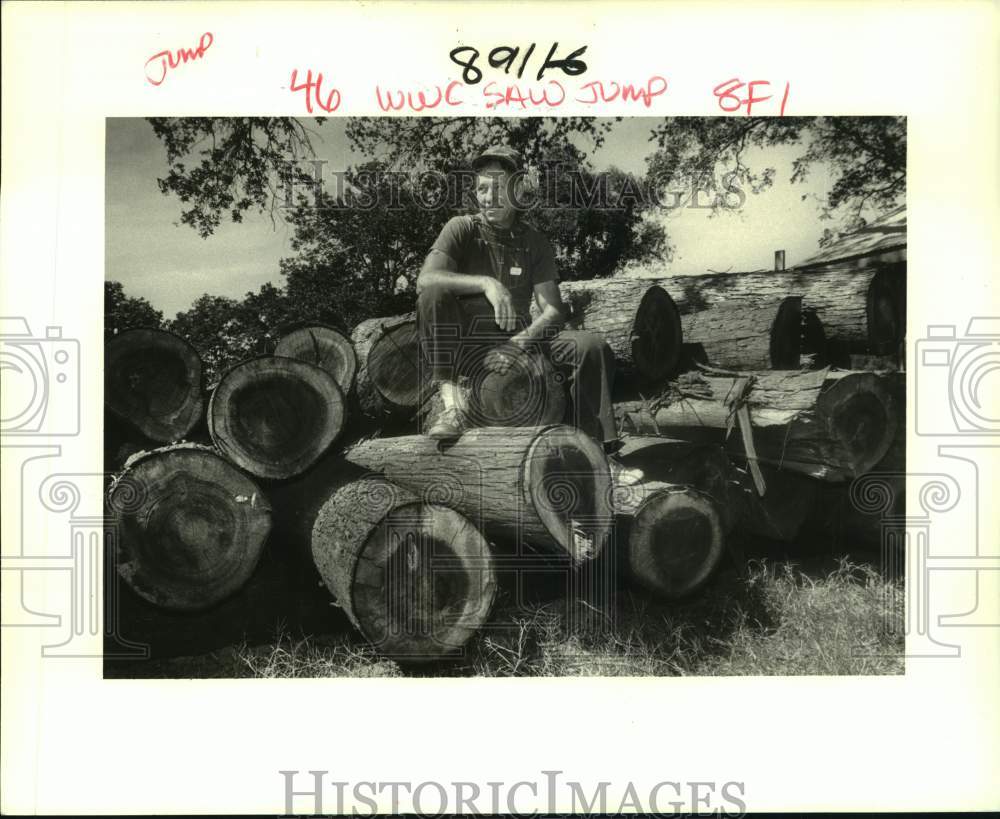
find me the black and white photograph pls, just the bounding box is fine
[103,115,908,678]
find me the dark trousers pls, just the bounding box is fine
[416,283,617,443]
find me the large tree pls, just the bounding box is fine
[646,116,905,242]
[104,281,164,339]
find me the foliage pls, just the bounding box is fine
[104,281,163,339]
[168,283,294,382]
[646,116,905,243]
[147,117,323,238]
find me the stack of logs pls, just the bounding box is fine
[104,262,905,664]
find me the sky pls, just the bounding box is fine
[106,117,842,320]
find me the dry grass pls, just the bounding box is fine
[117,555,903,679]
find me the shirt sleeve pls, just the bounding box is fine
[430,215,473,268]
[529,230,559,285]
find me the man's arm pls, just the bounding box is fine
[511,279,566,347]
[417,249,517,332]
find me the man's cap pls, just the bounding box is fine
[471,145,524,173]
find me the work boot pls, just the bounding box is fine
[427,406,468,441]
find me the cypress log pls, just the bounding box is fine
[352,313,431,418]
[107,443,272,611]
[311,477,497,661]
[676,295,825,370]
[533,279,682,382]
[208,355,346,480]
[614,436,738,531]
[617,368,897,482]
[614,481,725,599]
[731,463,818,542]
[105,328,204,443]
[343,425,613,563]
[654,264,905,362]
[274,324,358,394]
[420,344,567,431]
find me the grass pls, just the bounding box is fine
[128,553,903,679]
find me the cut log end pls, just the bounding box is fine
[524,426,614,563]
[105,328,204,443]
[312,480,496,661]
[369,319,429,409]
[109,444,271,611]
[470,347,566,428]
[208,356,346,480]
[274,325,358,394]
[631,285,682,382]
[819,373,898,478]
[624,483,725,600]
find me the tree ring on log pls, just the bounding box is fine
[817,373,898,477]
[274,324,358,394]
[627,486,724,600]
[523,426,614,562]
[109,444,271,611]
[631,285,683,382]
[105,328,204,443]
[311,478,496,661]
[208,356,345,480]
[469,347,566,428]
[369,319,429,409]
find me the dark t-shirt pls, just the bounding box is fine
[430,214,559,322]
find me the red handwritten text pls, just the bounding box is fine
[290,69,342,113]
[482,81,565,110]
[144,32,213,86]
[713,79,790,116]
[576,76,668,107]
[375,82,463,112]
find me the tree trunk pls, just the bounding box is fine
[730,463,818,542]
[538,279,682,382]
[311,477,497,661]
[351,313,430,418]
[655,264,905,363]
[105,328,204,443]
[207,355,346,480]
[107,443,272,611]
[615,481,725,599]
[675,295,825,370]
[420,344,566,431]
[343,425,613,563]
[614,436,738,531]
[617,368,898,482]
[274,324,358,395]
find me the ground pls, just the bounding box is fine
[105,537,904,679]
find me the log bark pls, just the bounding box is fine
[676,295,824,370]
[208,355,346,480]
[615,481,725,599]
[654,264,905,363]
[534,279,682,382]
[343,425,613,563]
[351,313,431,418]
[617,368,898,482]
[107,443,272,611]
[311,477,497,661]
[614,436,738,531]
[274,324,358,395]
[105,328,204,443]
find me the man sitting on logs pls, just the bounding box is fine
[416,145,618,446]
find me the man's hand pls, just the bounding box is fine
[484,342,524,375]
[482,278,516,332]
